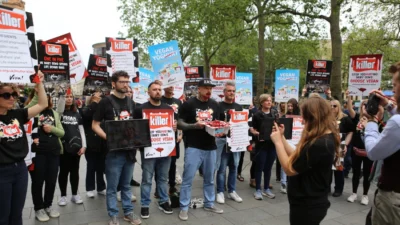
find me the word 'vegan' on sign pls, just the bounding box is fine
[0,9,25,32]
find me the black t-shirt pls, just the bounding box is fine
[161,96,181,119]
[288,133,336,205]
[0,109,29,164]
[251,110,275,150]
[61,110,83,154]
[133,101,173,119]
[339,116,354,141]
[33,109,61,153]
[218,101,243,122]
[93,94,136,122]
[179,97,220,150]
[350,113,365,149]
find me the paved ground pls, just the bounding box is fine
[22,147,374,225]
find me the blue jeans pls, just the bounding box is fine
[281,168,287,186]
[105,151,134,217]
[180,147,216,211]
[0,161,28,225]
[255,148,276,190]
[216,138,240,193]
[140,151,171,207]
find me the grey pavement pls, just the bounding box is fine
[23,147,374,225]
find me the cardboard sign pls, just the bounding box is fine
[285,115,304,145]
[306,60,332,94]
[184,66,204,98]
[348,54,383,97]
[275,69,300,102]
[142,109,176,158]
[0,6,37,83]
[105,37,139,83]
[84,54,110,96]
[235,72,253,105]
[227,111,250,152]
[210,65,236,101]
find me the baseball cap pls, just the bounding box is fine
[198,79,216,87]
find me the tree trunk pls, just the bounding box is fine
[257,4,266,97]
[204,53,210,78]
[330,0,343,101]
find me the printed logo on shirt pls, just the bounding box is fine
[119,110,131,120]
[39,115,55,126]
[196,108,214,122]
[169,103,179,114]
[61,115,78,125]
[0,119,23,141]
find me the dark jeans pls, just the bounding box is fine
[255,148,276,190]
[32,153,60,211]
[334,170,344,193]
[85,151,106,192]
[289,202,329,225]
[237,151,245,175]
[0,161,28,225]
[344,145,352,177]
[351,151,373,195]
[250,152,256,179]
[59,152,81,196]
[276,158,281,181]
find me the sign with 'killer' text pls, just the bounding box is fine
[0,6,37,83]
[84,54,110,96]
[148,40,186,87]
[142,109,176,159]
[227,111,250,152]
[235,72,253,105]
[306,60,332,94]
[348,54,383,97]
[274,69,300,102]
[210,65,236,101]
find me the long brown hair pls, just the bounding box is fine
[289,95,340,166]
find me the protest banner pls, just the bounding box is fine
[348,54,383,97]
[142,109,176,158]
[210,65,236,101]
[148,40,186,87]
[83,54,110,96]
[131,68,155,104]
[235,72,253,105]
[274,69,300,102]
[47,33,88,96]
[105,37,139,83]
[227,111,250,152]
[286,115,304,145]
[306,60,332,94]
[184,66,204,98]
[0,6,37,83]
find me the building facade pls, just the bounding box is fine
[92,42,106,57]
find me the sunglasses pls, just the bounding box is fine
[331,105,338,108]
[0,92,18,100]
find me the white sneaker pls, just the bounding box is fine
[58,196,68,206]
[45,206,60,218]
[86,191,95,198]
[361,195,369,205]
[117,191,122,202]
[35,209,50,222]
[71,195,83,204]
[347,193,357,203]
[175,172,182,185]
[131,194,137,202]
[280,184,287,194]
[228,191,243,203]
[216,192,225,204]
[98,189,107,196]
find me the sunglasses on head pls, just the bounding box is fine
[0,92,18,100]
[331,105,338,108]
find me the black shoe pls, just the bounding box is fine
[130,179,140,186]
[140,207,149,219]
[159,202,173,214]
[154,192,160,199]
[169,186,178,195]
[332,192,342,197]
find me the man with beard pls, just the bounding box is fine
[161,86,183,194]
[177,79,224,221]
[215,81,243,204]
[133,81,176,219]
[92,71,141,225]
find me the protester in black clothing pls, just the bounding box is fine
[58,92,87,206]
[161,86,183,194]
[27,94,64,221]
[247,104,257,187]
[0,72,48,225]
[92,71,141,225]
[270,95,339,225]
[330,99,354,197]
[81,92,106,198]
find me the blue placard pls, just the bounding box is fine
[274,69,300,102]
[131,68,155,104]
[235,72,253,105]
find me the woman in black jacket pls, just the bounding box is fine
[82,92,106,198]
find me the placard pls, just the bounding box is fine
[84,54,110,96]
[275,69,299,102]
[0,6,37,83]
[259,117,293,141]
[131,68,155,104]
[143,109,176,158]
[47,33,88,95]
[235,72,253,105]
[306,60,332,94]
[285,115,304,145]
[184,66,204,98]
[348,54,383,97]
[37,40,70,94]
[227,111,250,152]
[105,37,139,83]
[210,65,236,101]
[148,40,186,87]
